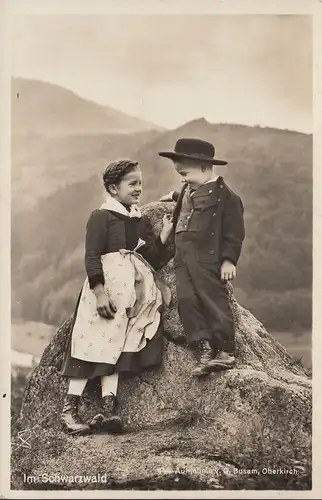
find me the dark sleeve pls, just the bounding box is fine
[221,194,245,266]
[162,190,180,202]
[137,216,175,270]
[172,190,180,202]
[84,210,107,289]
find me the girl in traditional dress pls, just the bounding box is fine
[60,159,173,435]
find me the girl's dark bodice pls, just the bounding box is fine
[111,210,142,250]
[84,209,173,289]
[116,204,142,250]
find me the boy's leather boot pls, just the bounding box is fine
[61,395,91,435]
[192,339,213,376]
[206,351,236,371]
[90,393,123,433]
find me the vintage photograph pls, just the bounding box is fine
[9,12,312,492]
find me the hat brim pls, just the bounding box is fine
[158,151,228,166]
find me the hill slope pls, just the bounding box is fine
[12,77,164,136]
[11,78,165,211]
[11,130,162,211]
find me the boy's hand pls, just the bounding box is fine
[160,191,174,202]
[96,292,117,319]
[221,260,236,282]
[160,214,174,244]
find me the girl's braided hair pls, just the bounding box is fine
[102,159,139,192]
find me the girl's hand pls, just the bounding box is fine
[220,260,236,282]
[160,214,174,244]
[96,292,117,319]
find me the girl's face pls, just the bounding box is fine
[110,168,143,205]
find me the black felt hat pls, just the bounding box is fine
[158,138,227,165]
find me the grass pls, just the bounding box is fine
[219,416,311,490]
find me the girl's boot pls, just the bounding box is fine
[90,393,123,433]
[61,394,91,435]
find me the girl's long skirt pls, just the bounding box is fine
[61,251,165,379]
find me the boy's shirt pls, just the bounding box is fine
[169,175,219,201]
[169,176,245,267]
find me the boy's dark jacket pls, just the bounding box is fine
[171,176,245,266]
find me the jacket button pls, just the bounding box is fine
[209,250,215,255]
[208,189,213,193]
[217,198,221,202]
[212,212,216,216]
[220,185,224,189]
[210,232,215,236]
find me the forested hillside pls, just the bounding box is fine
[12,118,312,332]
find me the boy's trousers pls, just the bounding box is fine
[174,232,236,354]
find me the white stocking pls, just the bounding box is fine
[101,373,119,398]
[67,377,88,396]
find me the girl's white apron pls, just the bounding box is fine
[71,195,168,365]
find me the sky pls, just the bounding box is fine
[11,14,312,132]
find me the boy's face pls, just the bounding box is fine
[174,160,213,189]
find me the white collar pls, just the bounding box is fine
[100,194,142,218]
[189,175,220,195]
[205,175,219,184]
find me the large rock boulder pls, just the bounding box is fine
[11,202,311,491]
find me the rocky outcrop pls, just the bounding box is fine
[11,202,312,491]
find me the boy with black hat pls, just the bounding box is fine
[159,138,245,376]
